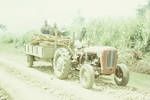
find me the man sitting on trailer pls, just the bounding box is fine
[41,20,52,35]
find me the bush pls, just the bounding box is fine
[0,30,40,48]
[0,33,15,43]
[14,30,40,47]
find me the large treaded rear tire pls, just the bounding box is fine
[114,64,129,86]
[53,48,71,79]
[80,64,94,89]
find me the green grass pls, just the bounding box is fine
[129,72,150,90]
[0,30,40,46]
[0,42,24,54]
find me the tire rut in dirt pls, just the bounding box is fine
[0,87,11,100]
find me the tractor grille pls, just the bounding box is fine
[107,51,116,67]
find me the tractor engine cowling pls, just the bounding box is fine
[100,47,118,75]
[84,46,118,75]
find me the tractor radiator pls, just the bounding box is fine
[100,48,118,75]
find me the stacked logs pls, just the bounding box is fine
[30,34,73,47]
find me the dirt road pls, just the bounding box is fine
[0,51,150,100]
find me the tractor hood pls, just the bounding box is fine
[83,46,117,57]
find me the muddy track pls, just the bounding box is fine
[0,53,150,100]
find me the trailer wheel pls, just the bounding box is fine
[27,55,34,67]
[80,64,94,89]
[53,48,71,79]
[114,64,129,86]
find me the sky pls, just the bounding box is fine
[0,0,148,33]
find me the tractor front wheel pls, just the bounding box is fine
[79,64,94,89]
[114,64,129,86]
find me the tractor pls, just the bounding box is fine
[25,34,129,89]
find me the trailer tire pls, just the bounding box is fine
[27,55,34,67]
[114,64,129,86]
[80,64,94,89]
[53,48,71,79]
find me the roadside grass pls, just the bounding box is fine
[0,30,40,48]
[129,72,150,90]
[0,43,24,54]
[130,53,150,74]
[118,48,150,74]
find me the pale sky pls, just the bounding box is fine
[0,0,148,33]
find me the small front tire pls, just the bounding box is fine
[114,64,129,86]
[80,64,94,89]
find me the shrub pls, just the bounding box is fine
[0,33,15,43]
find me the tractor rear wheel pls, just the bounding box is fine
[79,64,94,89]
[114,64,129,86]
[53,48,71,79]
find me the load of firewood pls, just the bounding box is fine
[30,34,73,47]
